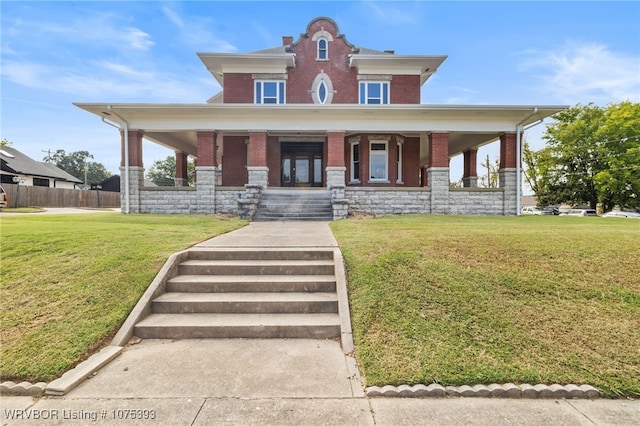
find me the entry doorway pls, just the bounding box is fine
[281,142,323,187]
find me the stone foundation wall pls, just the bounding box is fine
[449,189,504,215]
[140,187,197,214]
[216,188,243,215]
[346,187,431,215]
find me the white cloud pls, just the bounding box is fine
[363,1,419,25]
[98,61,154,80]
[519,41,640,104]
[162,6,236,52]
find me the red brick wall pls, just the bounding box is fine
[428,133,449,168]
[499,132,517,169]
[248,132,267,166]
[463,149,478,177]
[327,131,345,167]
[196,131,217,167]
[175,151,188,180]
[267,136,281,186]
[391,75,420,104]
[221,136,247,185]
[121,130,144,167]
[223,74,254,103]
[403,137,420,186]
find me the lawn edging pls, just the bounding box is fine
[366,383,600,399]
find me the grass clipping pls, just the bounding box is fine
[0,213,245,382]
[331,215,640,397]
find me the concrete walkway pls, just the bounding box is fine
[2,222,639,425]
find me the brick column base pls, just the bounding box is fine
[462,176,478,188]
[120,166,144,214]
[428,167,450,215]
[196,166,217,214]
[499,168,518,215]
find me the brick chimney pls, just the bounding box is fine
[282,36,293,46]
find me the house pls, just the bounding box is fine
[1,146,82,189]
[75,17,565,218]
[91,174,158,192]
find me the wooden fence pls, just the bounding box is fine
[2,183,121,208]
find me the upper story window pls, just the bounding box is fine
[255,81,285,104]
[359,81,389,104]
[317,38,328,60]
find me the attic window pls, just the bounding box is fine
[317,38,328,60]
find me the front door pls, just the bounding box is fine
[281,143,323,187]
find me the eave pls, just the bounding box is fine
[197,53,296,85]
[349,55,448,85]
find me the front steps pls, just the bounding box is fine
[134,248,341,339]
[253,189,333,221]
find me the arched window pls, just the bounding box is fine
[317,38,328,60]
[318,81,327,104]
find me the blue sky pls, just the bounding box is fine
[2,0,639,184]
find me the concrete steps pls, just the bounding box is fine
[254,189,333,221]
[134,248,341,339]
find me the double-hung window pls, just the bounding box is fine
[350,141,360,182]
[255,81,286,104]
[317,38,328,60]
[370,141,388,181]
[359,81,389,104]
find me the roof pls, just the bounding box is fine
[0,146,83,183]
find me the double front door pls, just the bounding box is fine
[281,143,323,187]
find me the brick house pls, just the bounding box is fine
[75,17,564,219]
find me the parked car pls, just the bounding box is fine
[521,206,553,215]
[562,209,598,217]
[0,185,7,209]
[602,211,640,219]
[544,207,561,215]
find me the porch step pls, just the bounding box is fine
[133,248,341,340]
[134,313,341,339]
[254,189,333,221]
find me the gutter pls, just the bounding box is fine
[103,106,130,214]
[515,108,538,216]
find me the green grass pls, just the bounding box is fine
[0,213,245,381]
[330,215,640,397]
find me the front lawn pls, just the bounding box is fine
[330,215,640,397]
[0,213,245,381]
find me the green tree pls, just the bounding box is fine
[0,138,12,147]
[528,102,640,211]
[146,155,195,186]
[44,150,112,186]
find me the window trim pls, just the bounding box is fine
[396,137,404,184]
[254,80,286,104]
[349,137,360,183]
[359,81,390,105]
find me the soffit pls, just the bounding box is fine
[349,55,448,85]
[197,53,296,85]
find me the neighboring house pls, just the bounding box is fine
[0,146,82,189]
[75,16,565,218]
[91,174,157,192]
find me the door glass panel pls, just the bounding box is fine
[295,157,309,183]
[314,156,322,184]
[282,157,291,184]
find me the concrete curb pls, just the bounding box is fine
[366,383,600,399]
[45,345,123,396]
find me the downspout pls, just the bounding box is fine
[106,105,130,214]
[515,107,538,216]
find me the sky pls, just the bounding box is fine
[2,0,639,186]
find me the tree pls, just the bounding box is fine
[526,102,640,211]
[1,138,12,147]
[146,155,195,186]
[479,156,499,188]
[44,150,112,186]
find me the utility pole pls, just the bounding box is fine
[42,149,54,162]
[485,154,491,188]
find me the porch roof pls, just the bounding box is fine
[74,103,566,158]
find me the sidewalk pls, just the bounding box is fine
[2,222,638,425]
